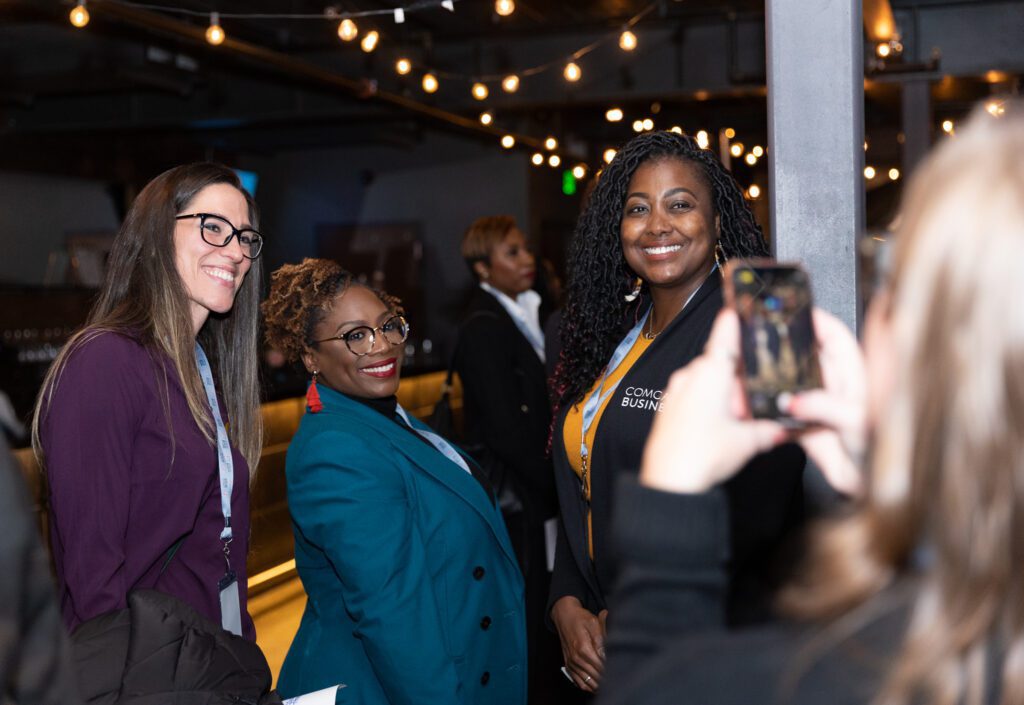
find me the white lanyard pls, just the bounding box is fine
[395,404,473,476]
[195,343,243,636]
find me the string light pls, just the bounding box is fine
[730,143,744,158]
[696,130,710,149]
[544,137,558,151]
[745,153,757,165]
[752,145,764,157]
[876,42,891,58]
[564,62,581,82]
[864,166,877,179]
[619,30,637,51]
[472,82,489,100]
[422,73,439,93]
[889,168,900,180]
[69,1,89,28]
[642,118,654,131]
[632,120,644,133]
[360,30,379,53]
[494,0,515,17]
[531,153,544,166]
[548,154,561,168]
[501,74,519,93]
[747,184,761,199]
[670,126,683,134]
[337,18,358,41]
[603,148,617,163]
[501,135,515,149]
[942,119,954,133]
[206,12,226,45]
[572,164,587,179]
[479,111,493,125]
[395,58,412,75]
[724,127,736,139]
[606,107,624,122]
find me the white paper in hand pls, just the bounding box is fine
[282,684,342,705]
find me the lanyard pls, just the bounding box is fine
[195,344,233,547]
[481,283,546,361]
[395,404,473,476]
[578,267,715,501]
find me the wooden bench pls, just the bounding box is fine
[14,370,462,594]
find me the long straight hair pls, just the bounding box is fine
[781,103,1024,705]
[32,163,264,472]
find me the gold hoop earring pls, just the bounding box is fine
[714,243,728,274]
[624,276,642,303]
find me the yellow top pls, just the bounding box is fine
[562,332,654,557]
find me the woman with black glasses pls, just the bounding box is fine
[33,163,265,639]
[263,258,527,705]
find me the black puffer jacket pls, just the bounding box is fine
[71,590,283,705]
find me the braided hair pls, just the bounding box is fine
[552,130,769,409]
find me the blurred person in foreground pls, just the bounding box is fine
[263,258,525,705]
[455,216,566,704]
[602,102,1024,705]
[549,130,805,694]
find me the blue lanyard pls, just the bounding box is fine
[395,404,472,476]
[195,343,234,546]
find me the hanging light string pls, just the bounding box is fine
[107,0,461,20]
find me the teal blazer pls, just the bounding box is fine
[277,384,526,705]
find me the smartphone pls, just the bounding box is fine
[724,259,821,423]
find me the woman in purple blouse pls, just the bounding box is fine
[32,163,264,640]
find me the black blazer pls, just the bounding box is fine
[454,288,558,520]
[549,273,806,623]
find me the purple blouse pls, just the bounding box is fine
[40,331,255,640]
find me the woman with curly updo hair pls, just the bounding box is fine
[263,258,526,705]
[548,131,806,693]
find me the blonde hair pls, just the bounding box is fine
[32,163,264,473]
[461,215,518,278]
[783,101,1024,705]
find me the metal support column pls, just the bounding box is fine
[766,0,864,331]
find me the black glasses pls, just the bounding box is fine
[175,213,264,259]
[314,315,410,356]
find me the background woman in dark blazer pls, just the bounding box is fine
[548,131,805,693]
[454,216,566,704]
[263,258,526,705]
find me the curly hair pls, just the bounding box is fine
[552,130,769,408]
[262,258,402,363]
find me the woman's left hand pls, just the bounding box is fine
[640,309,788,494]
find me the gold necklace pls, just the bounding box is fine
[643,313,659,340]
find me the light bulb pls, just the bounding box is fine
[422,73,439,93]
[360,30,379,53]
[876,42,891,58]
[605,107,623,122]
[501,74,519,93]
[670,126,683,134]
[642,118,654,131]
[572,165,586,179]
[696,130,710,149]
[632,120,644,133]
[395,58,412,75]
[501,135,515,149]
[206,13,225,46]
[730,144,743,158]
[69,2,89,28]
[619,30,637,51]
[544,137,558,151]
[479,111,493,126]
[724,127,736,139]
[338,18,358,41]
[748,184,761,199]
[745,153,757,165]
[603,148,617,164]
[888,168,900,180]
[942,119,954,133]
[532,153,544,166]
[472,82,489,100]
[564,62,581,82]
[752,145,764,157]
[864,166,877,179]
[495,0,515,17]
[548,154,561,168]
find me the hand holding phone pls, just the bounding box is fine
[724,260,822,425]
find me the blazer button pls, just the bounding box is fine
[480,616,492,630]
[480,672,490,685]
[520,404,529,413]
[473,566,485,580]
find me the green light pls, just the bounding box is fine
[562,170,577,195]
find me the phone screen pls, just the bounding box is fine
[728,261,821,420]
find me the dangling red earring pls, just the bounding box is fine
[307,370,323,414]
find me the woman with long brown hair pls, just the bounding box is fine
[601,102,1024,705]
[32,163,264,639]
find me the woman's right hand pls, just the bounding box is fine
[551,596,606,692]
